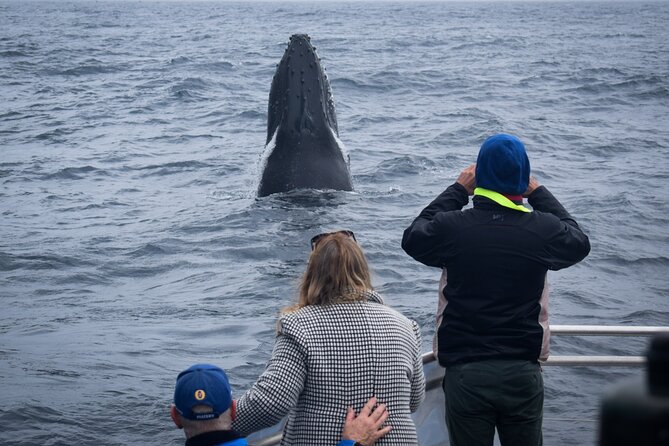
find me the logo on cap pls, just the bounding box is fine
[194,389,206,401]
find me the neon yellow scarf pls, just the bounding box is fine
[474,187,530,213]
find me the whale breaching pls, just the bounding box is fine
[257,34,353,197]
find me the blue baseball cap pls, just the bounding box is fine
[174,364,233,421]
[476,133,530,195]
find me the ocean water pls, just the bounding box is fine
[1,1,668,444]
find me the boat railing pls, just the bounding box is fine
[421,324,669,367]
[247,325,669,446]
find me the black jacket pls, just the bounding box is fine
[185,430,247,446]
[402,183,590,366]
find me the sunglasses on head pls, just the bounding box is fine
[310,230,357,251]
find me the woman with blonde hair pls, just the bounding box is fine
[233,230,425,445]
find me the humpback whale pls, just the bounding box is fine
[257,34,353,197]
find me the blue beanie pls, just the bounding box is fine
[475,134,530,195]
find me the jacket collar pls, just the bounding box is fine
[473,195,528,213]
[185,430,246,446]
[473,187,530,213]
[341,288,385,305]
[363,289,384,304]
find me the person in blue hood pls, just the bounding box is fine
[402,134,591,446]
[171,363,390,446]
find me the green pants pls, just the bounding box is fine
[443,359,544,446]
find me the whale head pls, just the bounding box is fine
[267,34,338,144]
[258,34,352,197]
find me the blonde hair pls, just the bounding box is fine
[286,232,372,312]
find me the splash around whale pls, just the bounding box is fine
[257,34,354,197]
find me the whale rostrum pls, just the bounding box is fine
[257,34,353,197]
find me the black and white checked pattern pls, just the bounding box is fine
[233,290,425,445]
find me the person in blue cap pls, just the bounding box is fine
[401,134,591,446]
[171,363,391,446]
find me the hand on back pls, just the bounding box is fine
[341,396,391,445]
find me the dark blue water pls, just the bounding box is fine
[1,1,668,444]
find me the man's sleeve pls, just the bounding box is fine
[529,186,591,270]
[401,182,469,268]
[232,319,307,435]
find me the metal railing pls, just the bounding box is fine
[544,324,667,366]
[550,325,669,336]
[247,325,669,445]
[420,325,669,367]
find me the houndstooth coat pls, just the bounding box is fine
[232,290,425,445]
